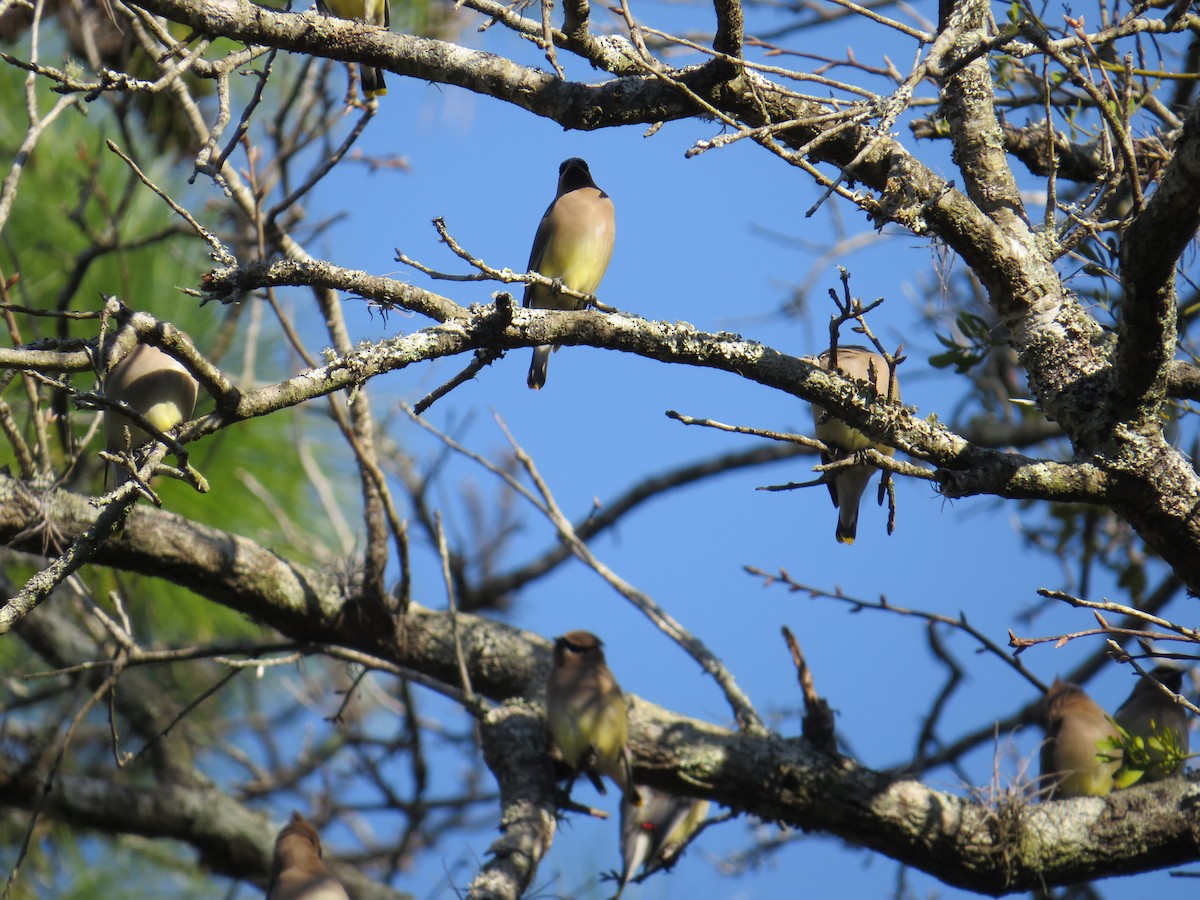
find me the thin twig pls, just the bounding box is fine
[748,566,1049,694]
[436,511,477,709]
[781,626,836,753]
[2,661,122,899]
[413,349,504,415]
[493,414,767,736]
[404,406,766,734]
[666,410,935,484]
[105,140,233,265]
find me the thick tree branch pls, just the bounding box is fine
[468,704,559,899]
[202,258,464,323]
[712,0,744,57]
[6,0,1200,894]
[128,0,661,107]
[3,486,1199,894]
[935,0,1026,229]
[19,295,1200,594]
[1167,359,1200,401]
[1116,99,1200,415]
[0,759,409,900]
[628,697,1200,895]
[10,273,1200,594]
[116,0,1118,465]
[116,0,1024,306]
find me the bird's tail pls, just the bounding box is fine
[835,507,858,544]
[527,346,552,389]
[362,67,387,98]
[833,464,875,544]
[616,831,651,899]
[618,747,642,807]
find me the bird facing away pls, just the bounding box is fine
[104,343,198,481]
[616,787,709,897]
[545,630,640,805]
[1040,679,1121,800]
[267,812,350,900]
[316,0,390,99]
[524,157,616,390]
[1114,665,1190,783]
[810,346,899,544]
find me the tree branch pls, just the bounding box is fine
[3,480,1199,894]
[1116,99,1200,414]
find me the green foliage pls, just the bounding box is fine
[1101,719,1190,789]
[929,312,997,373]
[0,60,357,638]
[19,822,217,899]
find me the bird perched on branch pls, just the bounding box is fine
[316,0,390,99]
[104,342,198,485]
[810,345,899,544]
[545,630,640,806]
[524,158,615,390]
[267,812,350,900]
[615,787,708,897]
[1039,679,1121,799]
[1114,664,1191,783]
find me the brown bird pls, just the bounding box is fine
[1040,679,1121,800]
[1114,665,1190,783]
[524,158,616,390]
[104,342,198,482]
[267,812,350,900]
[615,787,708,897]
[545,630,640,805]
[810,346,899,544]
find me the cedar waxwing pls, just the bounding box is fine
[615,787,709,897]
[545,630,640,805]
[810,346,899,544]
[1039,679,1121,800]
[267,812,350,900]
[1113,665,1190,783]
[316,0,389,99]
[104,343,198,482]
[524,158,616,390]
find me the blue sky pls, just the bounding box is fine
[212,0,1198,896]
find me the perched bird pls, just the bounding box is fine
[104,342,198,482]
[1040,679,1121,800]
[545,630,640,805]
[810,346,899,544]
[316,0,390,99]
[267,812,350,900]
[524,158,616,390]
[616,787,709,897]
[1114,665,1191,783]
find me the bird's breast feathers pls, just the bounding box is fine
[549,692,627,766]
[813,407,895,456]
[549,711,591,766]
[537,191,615,293]
[1057,768,1113,797]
